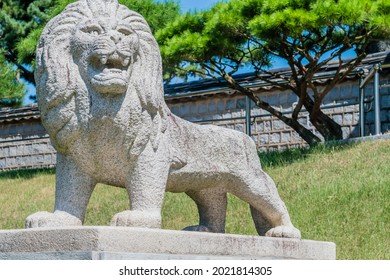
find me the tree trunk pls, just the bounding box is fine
[222,74,322,146]
[281,116,322,146]
[309,110,343,141]
[5,52,36,85]
[303,96,343,141]
[254,98,322,146]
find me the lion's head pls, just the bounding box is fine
[35,0,168,154]
[71,12,140,96]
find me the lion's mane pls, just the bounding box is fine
[35,0,169,156]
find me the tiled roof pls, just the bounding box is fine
[164,51,390,97]
[0,104,40,123]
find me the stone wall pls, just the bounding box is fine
[0,137,56,171]
[167,78,390,151]
[0,115,56,171]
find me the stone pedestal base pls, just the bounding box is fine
[0,227,336,260]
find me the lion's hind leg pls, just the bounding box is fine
[233,172,301,239]
[183,188,227,233]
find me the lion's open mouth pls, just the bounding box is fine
[89,52,131,94]
[92,52,130,81]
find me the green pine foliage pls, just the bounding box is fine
[158,0,389,82]
[0,0,55,84]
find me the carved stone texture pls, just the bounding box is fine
[27,0,300,239]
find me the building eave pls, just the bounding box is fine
[164,51,390,100]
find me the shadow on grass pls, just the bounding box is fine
[259,142,358,168]
[0,168,55,180]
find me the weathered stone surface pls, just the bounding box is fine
[27,0,300,239]
[0,227,336,260]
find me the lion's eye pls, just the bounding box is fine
[81,25,103,36]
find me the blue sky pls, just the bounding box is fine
[179,0,221,12]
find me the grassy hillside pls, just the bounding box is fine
[0,140,389,259]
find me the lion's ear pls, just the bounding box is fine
[35,9,83,112]
[35,10,85,151]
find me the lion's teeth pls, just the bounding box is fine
[100,56,108,64]
[122,58,130,67]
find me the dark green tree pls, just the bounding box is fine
[157,0,390,145]
[0,0,54,84]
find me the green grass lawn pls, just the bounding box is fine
[0,140,389,259]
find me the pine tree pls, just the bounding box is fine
[157,0,390,145]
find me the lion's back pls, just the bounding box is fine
[166,115,262,192]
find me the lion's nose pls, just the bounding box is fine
[109,31,121,44]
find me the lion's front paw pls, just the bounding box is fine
[111,210,161,228]
[25,211,82,228]
[265,226,301,239]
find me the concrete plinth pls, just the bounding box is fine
[0,227,336,260]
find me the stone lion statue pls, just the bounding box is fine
[26,0,300,239]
